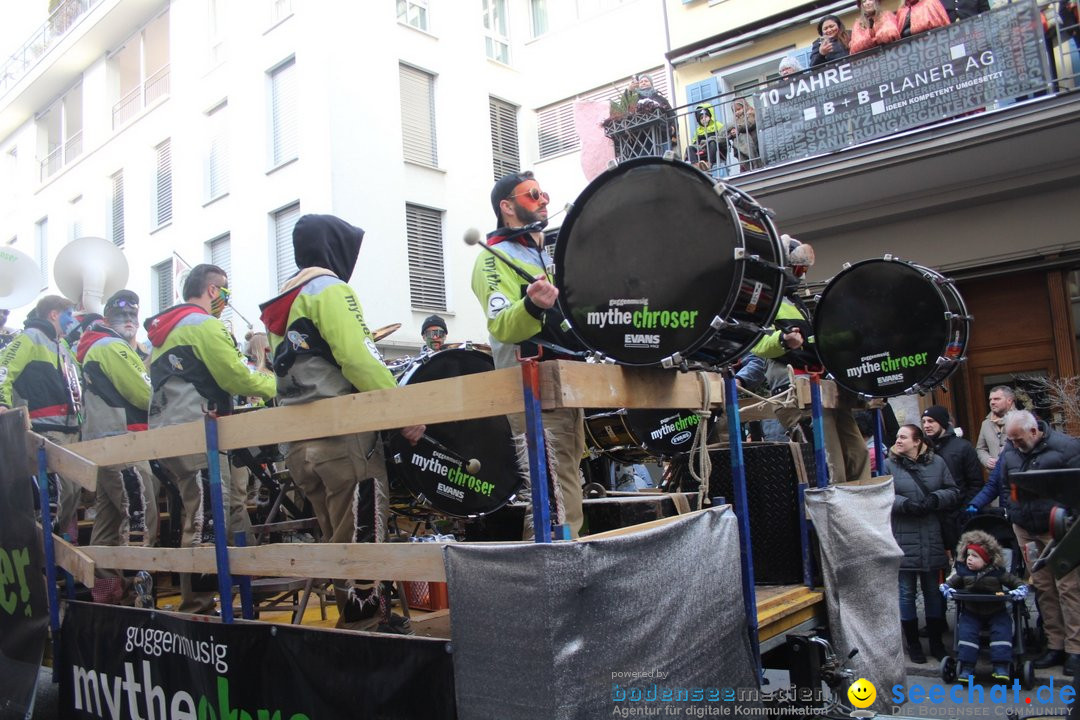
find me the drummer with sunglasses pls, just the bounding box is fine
[471,171,586,540]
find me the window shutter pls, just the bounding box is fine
[271,59,298,166]
[111,171,125,247]
[405,203,446,310]
[273,202,301,289]
[155,139,173,227]
[36,218,48,290]
[399,64,438,167]
[489,97,520,180]
[154,260,173,313]
[207,104,228,200]
[209,234,233,325]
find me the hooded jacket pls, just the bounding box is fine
[144,304,276,428]
[884,448,959,570]
[259,214,396,405]
[930,428,984,505]
[693,105,724,142]
[849,8,901,53]
[0,318,81,433]
[999,421,1080,533]
[470,228,578,369]
[945,529,1026,616]
[76,323,151,440]
[897,0,951,37]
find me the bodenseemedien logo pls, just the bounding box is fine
[892,677,1075,711]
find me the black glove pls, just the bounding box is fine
[924,493,940,510]
[900,498,927,515]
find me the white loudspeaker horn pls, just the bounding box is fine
[0,247,43,310]
[54,236,129,314]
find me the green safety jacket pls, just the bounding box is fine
[144,304,276,428]
[76,325,151,440]
[0,319,81,433]
[471,229,571,370]
[260,268,396,405]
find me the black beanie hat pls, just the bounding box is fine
[921,405,950,428]
[491,171,535,225]
[104,289,140,316]
[422,314,447,334]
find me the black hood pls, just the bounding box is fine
[292,214,364,282]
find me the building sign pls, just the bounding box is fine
[757,1,1049,166]
[59,602,457,719]
[0,413,48,719]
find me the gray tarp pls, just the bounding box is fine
[444,506,759,720]
[805,477,906,715]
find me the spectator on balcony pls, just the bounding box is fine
[1063,1,1080,52]
[685,104,726,172]
[896,0,951,38]
[629,74,677,152]
[727,98,760,171]
[810,15,852,66]
[850,0,901,53]
[778,55,803,77]
[943,0,989,23]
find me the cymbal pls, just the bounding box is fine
[371,323,401,342]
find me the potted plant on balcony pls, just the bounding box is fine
[601,76,675,159]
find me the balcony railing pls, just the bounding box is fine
[0,0,99,98]
[38,129,83,182]
[111,65,171,130]
[608,0,1079,178]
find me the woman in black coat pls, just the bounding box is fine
[810,15,851,66]
[884,424,960,664]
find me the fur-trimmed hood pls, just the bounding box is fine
[956,529,1005,569]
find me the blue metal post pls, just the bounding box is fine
[809,375,829,488]
[724,374,761,676]
[520,359,552,543]
[37,447,61,681]
[873,408,886,477]
[204,413,235,623]
[797,484,814,588]
[235,531,254,620]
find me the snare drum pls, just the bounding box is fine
[585,408,702,463]
[385,348,520,517]
[814,256,971,397]
[555,157,786,368]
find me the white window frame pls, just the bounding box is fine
[35,217,48,290]
[397,0,429,31]
[530,0,548,38]
[483,0,511,65]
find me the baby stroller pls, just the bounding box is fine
[939,511,1036,688]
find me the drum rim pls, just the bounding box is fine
[814,257,970,397]
[554,156,780,367]
[395,346,494,386]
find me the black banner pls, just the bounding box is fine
[0,412,49,719]
[59,602,456,719]
[757,1,1048,165]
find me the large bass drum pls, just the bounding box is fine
[386,348,520,517]
[814,256,971,398]
[585,408,703,464]
[555,157,786,368]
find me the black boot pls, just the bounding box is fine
[926,617,948,660]
[902,619,927,663]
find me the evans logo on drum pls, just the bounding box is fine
[672,430,693,445]
[625,334,660,348]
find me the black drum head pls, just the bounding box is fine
[625,409,701,457]
[555,158,738,366]
[388,349,520,517]
[815,260,953,397]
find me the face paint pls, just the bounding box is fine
[58,309,79,335]
[108,312,139,341]
[210,285,230,318]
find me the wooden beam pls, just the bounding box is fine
[67,367,526,467]
[81,542,450,582]
[36,524,96,587]
[27,431,98,492]
[793,374,838,409]
[541,361,726,410]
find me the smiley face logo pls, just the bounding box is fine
[847,678,876,709]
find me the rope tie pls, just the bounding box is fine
[689,371,713,507]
